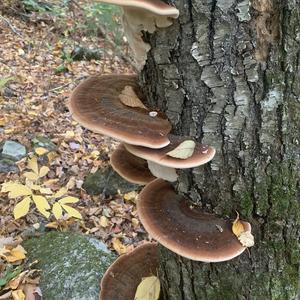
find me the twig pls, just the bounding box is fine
[0,14,22,36]
[48,76,86,92]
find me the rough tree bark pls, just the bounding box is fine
[139,0,300,299]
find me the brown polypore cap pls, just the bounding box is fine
[69,75,171,148]
[138,179,251,262]
[99,0,179,17]
[100,243,158,300]
[125,135,216,168]
[110,144,156,185]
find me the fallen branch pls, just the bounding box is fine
[0,14,22,36]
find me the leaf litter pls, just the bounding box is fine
[0,4,149,298]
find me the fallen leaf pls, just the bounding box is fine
[61,204,82,219]
[39,166,50,178]
[232,211,245,237]
[1,183,32,198]
[134,276,160,300]
[166,140,196,159]
[27,157,39,174]
[53,187,68,198]
[12,289,25,300]
[238,231,255,247]
[58,196,79,204]
[23,172,39,181]
[32,195,50,218]
[13,197,31,219]
[112,238,127,255]
[52,203,63,219]
[99,216,109,227]
[119,86,147,109]
[34,147,48,156]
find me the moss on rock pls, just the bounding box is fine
[23,232,115,300]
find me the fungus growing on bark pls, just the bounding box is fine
[99,0,179,69]
[147,160,178,182]
[69,74,171,148]
[100,242,159,300]
[125,135,216,168]
[110,143,155,184]
[138,179,252,262]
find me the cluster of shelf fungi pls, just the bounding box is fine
[68,1,254,299]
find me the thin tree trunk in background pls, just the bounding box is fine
[140,0,300,299]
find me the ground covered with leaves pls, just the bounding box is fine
[0,2,148,298]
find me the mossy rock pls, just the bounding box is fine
[83,166,139,196]
[23,232,115,300]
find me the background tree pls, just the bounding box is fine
[139,0,300,298]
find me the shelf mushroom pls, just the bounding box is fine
[110,143,156,184]
[100,242,159,300]
[137,179,252,262]
[125,135,216,168]
[69,74,171,148]
[98,0,179,69]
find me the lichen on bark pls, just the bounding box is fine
[140,0,300,298]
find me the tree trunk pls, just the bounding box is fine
[139,0,300,299]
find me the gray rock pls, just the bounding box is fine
[83,166,139,196]
[0,140,26,161]
[0,158,19,173]
[23,232,115,300]
[32,136,56,151]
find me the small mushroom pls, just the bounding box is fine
[99,0,179,69]
[110,143,156,184]
[137,179,252,262]
[100,242,159,300]
[69,74,171,148]
[125,135,216,168]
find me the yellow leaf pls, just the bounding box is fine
[112,238,127,255]
[47,151,56,163]
[12,289,25,300]
[58,196,79,204]
[39,187,53,195]
[35,147,48,156]
[99,216,109,227]
[32,195,50,218]
[27,157,38,174]
[2,183,32,198]
[25,181,41,191]
[53,187,68,198]
[166,140,196,159]
[64,130,75,138]
[39,166,50,177]
[23,172,39,181]
[61,204,82,219]
[238,231,255,247]
[134,276,160,300]
[52,202,63,219]
[13,197,31,219]
[3,245,27,263]
[232,211,245,237]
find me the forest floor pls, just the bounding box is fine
[0,3,147,298]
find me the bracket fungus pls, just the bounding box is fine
[125,135,216,168]
[100,242,159,300]
[110,143,156,185]
[69,74,171,148]
[99,0,179,69]
[137,179,252,262]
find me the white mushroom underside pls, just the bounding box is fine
[147,160,178,182]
